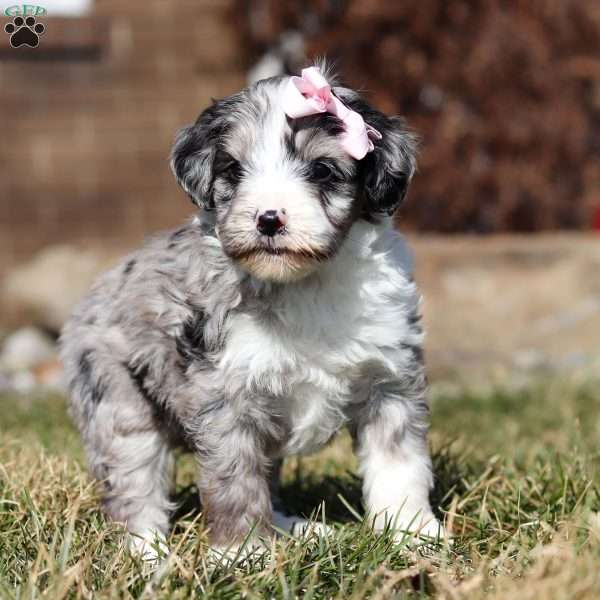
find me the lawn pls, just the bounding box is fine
[1,377,599,599]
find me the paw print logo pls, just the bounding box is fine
[4,16,45,48]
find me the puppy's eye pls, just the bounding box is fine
[311,161,333,182]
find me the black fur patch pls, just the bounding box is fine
[407,312,421,325]
[293,112,346,138]
[284,127,296,157]
[175,309,207,369]
[171,95,242,209]
[123,259,136,276]
[401,342,424,365]
[78,350,106,406]
[125,364,152,404]
[168,227,188,249]
[407,312,424,335]
[126,361,189,446]
[336,89,415,216]
[213,150,244,186]
[127,362,159,405]
[285,112,346,160]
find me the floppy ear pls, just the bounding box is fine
[170,103,226,210]
[361,116,417,216]
[335,88,417,216]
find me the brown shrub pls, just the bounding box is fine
[236,0,600,232]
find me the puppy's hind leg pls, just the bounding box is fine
[100,423,175,561]
[65,350,176,561]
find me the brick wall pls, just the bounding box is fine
[0,0,245,273]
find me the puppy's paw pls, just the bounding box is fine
[127,529,169,564]
[402,516,448,544]
[272,510,333,539]
[207,538,269,567]
[390,514,451,549]
[372,509,449,547]
[292,519,333,539]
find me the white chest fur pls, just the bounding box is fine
[219,223,422,454]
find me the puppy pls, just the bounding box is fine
[60,64,443,559]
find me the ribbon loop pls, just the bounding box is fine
[282,66,381,160]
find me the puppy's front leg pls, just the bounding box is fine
[355,382,443,541]
[195,414,273,553]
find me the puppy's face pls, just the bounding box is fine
[171,73,416,282]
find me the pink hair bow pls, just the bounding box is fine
[282,66,382,160]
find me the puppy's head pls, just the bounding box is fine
[171,66,416,282]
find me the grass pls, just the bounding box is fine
[1,377,600,598]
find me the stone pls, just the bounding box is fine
[0,327,56,373]
[2,244,117,334]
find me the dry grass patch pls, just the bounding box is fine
[0,378,599,598]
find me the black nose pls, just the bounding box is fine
[256,210,286,237]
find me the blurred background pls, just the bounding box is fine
[1,0,600,393]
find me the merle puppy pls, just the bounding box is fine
[60,64,443,559]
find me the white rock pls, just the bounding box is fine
[0,327,56,372]
[11,370,37,394]
[3,244,116,333]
